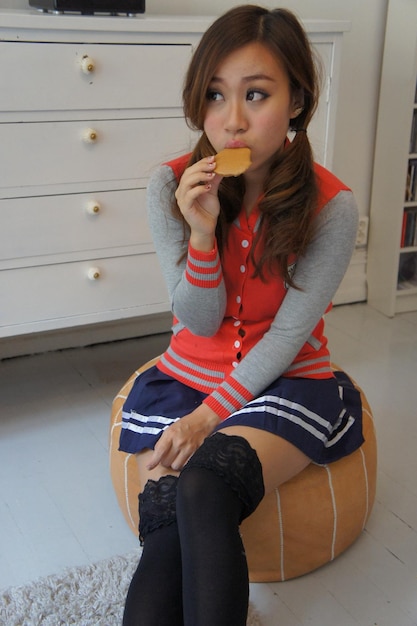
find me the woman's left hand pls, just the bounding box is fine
[146,404,221,472]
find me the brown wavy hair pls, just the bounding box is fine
[179,5,321,287]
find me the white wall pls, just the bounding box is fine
[4,0,388,219]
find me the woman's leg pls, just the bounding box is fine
[122,453,182,626]
[176,432,265,626]
[123,429,311,626]
[176,428,311,626]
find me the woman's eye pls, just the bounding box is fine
[206,90,223,102]
[247,90,268,102]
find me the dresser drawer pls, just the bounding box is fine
[0,189,152,263]
[0,253,169,334]
[0,42,191,112]
[0,117,191,192]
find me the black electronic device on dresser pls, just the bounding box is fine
[29,0,145,14]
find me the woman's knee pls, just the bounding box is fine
[178,432,265,522]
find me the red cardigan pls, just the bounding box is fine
[156,154,350,419]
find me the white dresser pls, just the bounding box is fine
[0,10,349,356]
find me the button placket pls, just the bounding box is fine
[233,237,250,313]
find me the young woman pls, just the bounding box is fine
[120,5,363,625]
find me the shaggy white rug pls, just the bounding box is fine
[0,550,262,625]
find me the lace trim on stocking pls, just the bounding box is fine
[182,432,265,522]
[138,474,178,544]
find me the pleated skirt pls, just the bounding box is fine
[119,365,363,465]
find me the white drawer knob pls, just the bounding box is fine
[86,200,101,215]
[87,267,101,280]
[82,128,98,144]
[81,56,95,74]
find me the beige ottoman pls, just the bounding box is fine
[109,358,377,582]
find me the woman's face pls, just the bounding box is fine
[203,42,300,184]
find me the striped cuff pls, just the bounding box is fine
[204,378,253,420]
[185,243,222,288]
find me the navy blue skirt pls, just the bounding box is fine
[119,366,364,465]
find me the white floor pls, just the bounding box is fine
[1,302,417,626]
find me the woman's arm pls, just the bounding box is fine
[147,164,227,336]
[205,190,359,417]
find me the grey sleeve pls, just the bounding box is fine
[228,190,359,395]
[147,165,227,336]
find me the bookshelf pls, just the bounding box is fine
[400,89,417,291]
[367,0,417,316]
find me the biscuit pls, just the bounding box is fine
[214,147,252,177]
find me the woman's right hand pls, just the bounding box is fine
[175,156,223,251]
[146,403,221,472]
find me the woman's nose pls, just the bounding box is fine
[225,101,247,133]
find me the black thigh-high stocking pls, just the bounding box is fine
[122,475,183,626]
[176,433,265,626]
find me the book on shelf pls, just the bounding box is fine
[405,159,417,202]
[410,109,417,154]
[401,207,417,247]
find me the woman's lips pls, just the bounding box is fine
[224,140,248,149]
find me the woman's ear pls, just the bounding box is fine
[290,90,305,120]
[291,106,304,120]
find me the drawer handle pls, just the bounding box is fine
[81,55,95,74]
[87,267,101,280]
[86,201,101,215]
[82,128,98,144]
